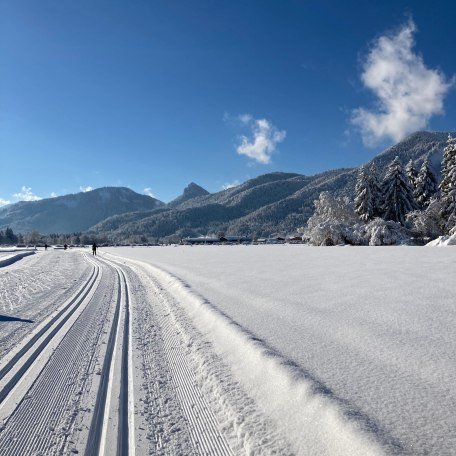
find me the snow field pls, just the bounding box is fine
[106,251,387,455]
[1,245,454,454]
[106,245,456,455]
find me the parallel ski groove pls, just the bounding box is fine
[117,268,131,456]
[84,266,122,456]
[85,256,134,456]
[0,259,100,406]
[0,265,97,383]
[0,254,112,456]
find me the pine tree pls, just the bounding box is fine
[439,135,456,198]
[439,135,456,232]
[4,227,18,245]
[405,160,418,193]
[415,159,438,208]
[355,165,374,221]
[382,156,417,225]
[369,162,382,217]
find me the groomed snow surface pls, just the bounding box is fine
[0,245,454,455]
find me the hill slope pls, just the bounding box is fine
[90,131,454,240]
[0,187,164,234]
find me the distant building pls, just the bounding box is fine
[182,236,220,245]
[182,235,253,244]
[286,235,303,243]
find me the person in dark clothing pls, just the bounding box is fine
[64,244,68,250]
[44,244,48,251]
[92,243,97,255]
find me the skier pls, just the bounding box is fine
[44,243,48,251]
[92,243,97,255]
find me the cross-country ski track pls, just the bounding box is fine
[1,246,454,455]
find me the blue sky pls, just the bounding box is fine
[1,0,455,204]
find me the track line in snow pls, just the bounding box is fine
[117,268,135,456]
[104,254,238,456]
[0,255,101,422]
[0,263,97,384]
[85,256,135,456]
[0,253,115,455]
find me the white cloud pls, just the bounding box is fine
[0,198,10,206]
[143,187,155,198]
[239,113,253,124]
[236,114,286,164]
[351,19,454,146]
[80,186,93,193]
[13,186,42,202]
[222,180,240,190]
[50,192,58,198]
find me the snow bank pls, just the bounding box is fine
[0,250,35,267]
[426,233,456,246]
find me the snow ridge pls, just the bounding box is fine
[109,253,403,455]
[0,250,35,268]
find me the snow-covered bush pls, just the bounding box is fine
[406,198,444,240]
[362,218,411,246]
[306,192,360,245]
[307,221,365,246]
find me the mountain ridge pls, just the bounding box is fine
[89,131,454,241]
[0,186,164,234]
[2,131,454,239]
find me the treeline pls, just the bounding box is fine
[0,227,111,246]
[304,135,456,245]
[0,227,19,245]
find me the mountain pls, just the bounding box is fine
[90,169,353,240]
[168,182,210,207]
[90,131,454,241]
[0,187,164,234]
[3,131,453,239]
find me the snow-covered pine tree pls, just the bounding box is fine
[439,135,456,198]
[439,135,456,232]
[355,165,374,221]
[382,156,417,225]
[414,159,438,207]
[405,160,418,193]
[369,162,382,217]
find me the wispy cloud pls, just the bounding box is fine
[222,180,240,190]
[50,192,58,198]
[351,19,454,146]
[143,187,155,198]
[0,198,10,206]
[80,186,93,193]
[13,186,42,202]
[235,114,286,164]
